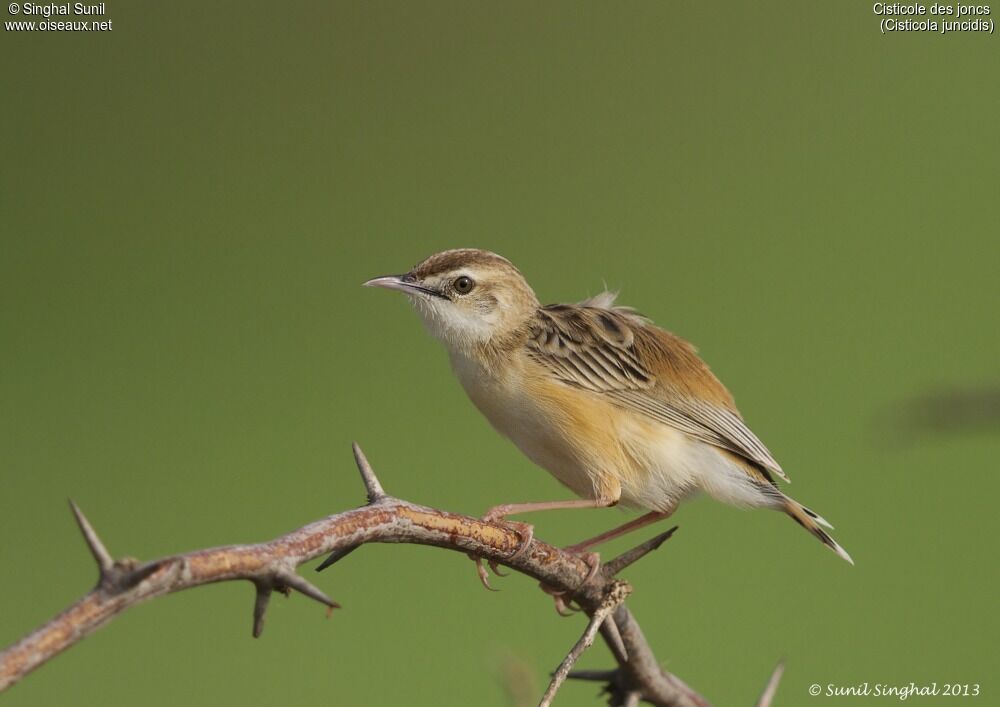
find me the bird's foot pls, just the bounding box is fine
[540,549,602,615]
[540,582,581,615]
[468,516,534,591]
[481,512,535,559]
[468,553,500,591]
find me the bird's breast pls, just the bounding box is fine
[448,351,637,500]
[447,351,773,513]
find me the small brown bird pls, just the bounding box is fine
[365,249,852,568]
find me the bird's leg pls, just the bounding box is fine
[532,508,677,610]
[564,508,675,554]
[472,498,616,591]
[483,498,617,561]
[482,498,619,520]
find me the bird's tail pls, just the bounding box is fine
[782,497,854,565]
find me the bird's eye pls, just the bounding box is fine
[453,276,475,294]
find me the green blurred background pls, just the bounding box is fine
[2,2,998,705]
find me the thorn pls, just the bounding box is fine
[352,442,386,504]
[315,544,360,573]
[123,561,163,588]
[68,499,113,574]
[277,571,340,610]
[252,584,272,638]
[755,660,785,707]
[602,526,678,576]
[566,669,617,683]
[599,614,629,664]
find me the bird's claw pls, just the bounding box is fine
[540,582,583,615]
[469,553,500,591]
[479,515,535,561]
[501,520,535,561]
[467,516,535,591]
[488,560,508,576]
[577,551,602,587]
[539,550,602,614]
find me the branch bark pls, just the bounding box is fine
[0,443,768,705]
[540,580,632,707]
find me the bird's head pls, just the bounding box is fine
[364,249,540,353]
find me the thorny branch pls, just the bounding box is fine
[540,580,633,707]
[0,444,782,706]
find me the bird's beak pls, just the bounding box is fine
[363,273,446,299]
[363,274,416,294]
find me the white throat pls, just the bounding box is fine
[410,295,498,354]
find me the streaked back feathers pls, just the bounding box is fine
[525,293,787,481]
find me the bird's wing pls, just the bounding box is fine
[526,301,787,482]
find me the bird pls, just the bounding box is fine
[364,248,853,576]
